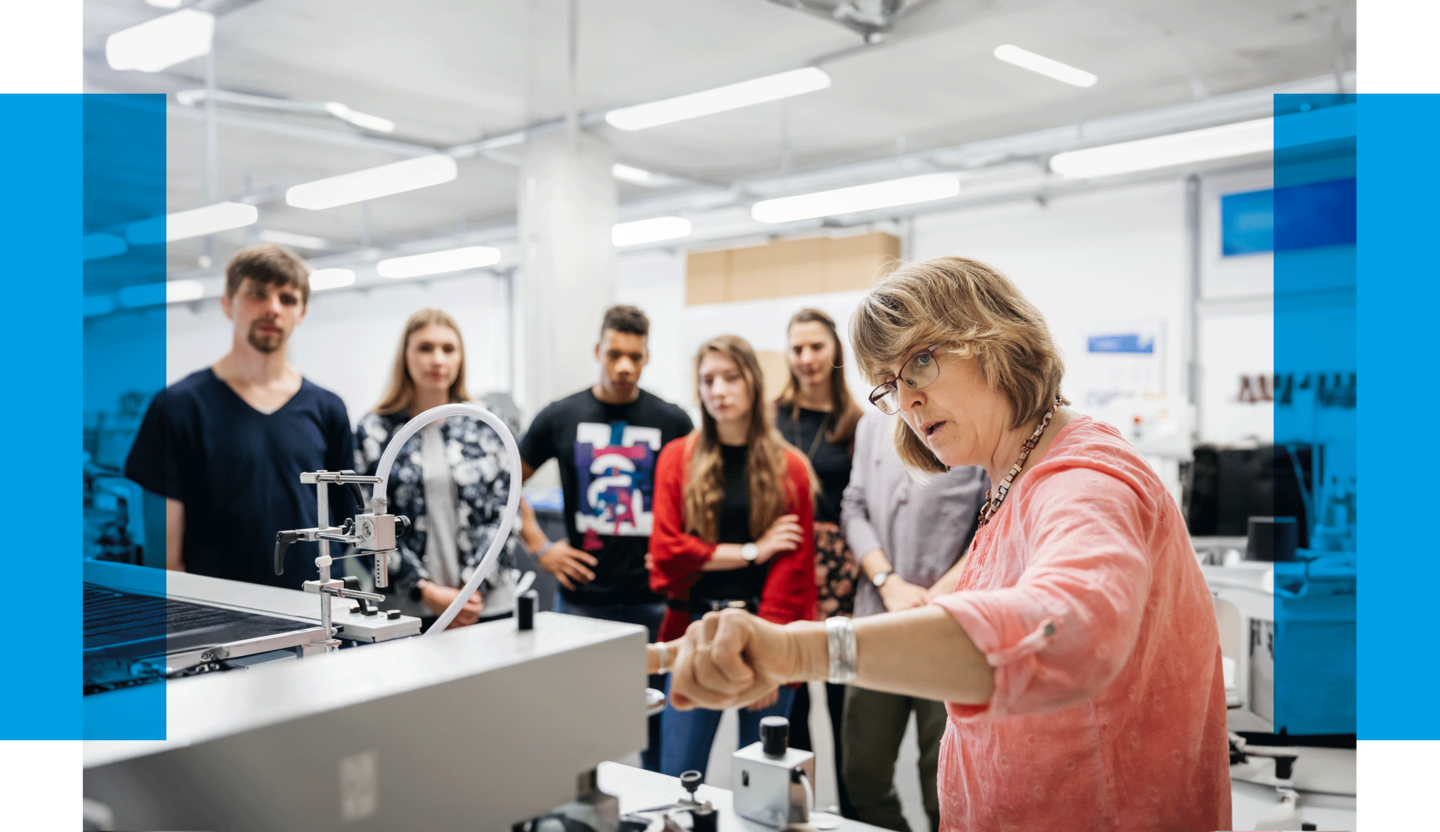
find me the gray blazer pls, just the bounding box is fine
[841,412,989,619]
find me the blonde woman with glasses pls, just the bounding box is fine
[652,258,1230,832]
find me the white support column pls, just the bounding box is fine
[516,132,617,420]
[516,0,617,420]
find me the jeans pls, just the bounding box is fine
[552,595,667,772]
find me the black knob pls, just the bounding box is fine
[680,770,702,797]
[517,590,537,631]
[395,515,412,537]
[1273,754,1296,781]
[1302,824,1317,831]
[386,609,401,620]
[760,715,789,757]
[690,805,716,832]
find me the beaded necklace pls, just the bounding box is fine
[977,397,1063,528]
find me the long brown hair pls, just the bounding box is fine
[374,308,471,416]
[775,308,863,445]
[685,335,804,543]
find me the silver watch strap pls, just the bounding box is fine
[825,616,858,684]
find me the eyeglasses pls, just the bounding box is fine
[868,345,941,415]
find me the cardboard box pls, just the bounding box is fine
[685,233,900,306]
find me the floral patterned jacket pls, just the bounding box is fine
[354,408,520,597]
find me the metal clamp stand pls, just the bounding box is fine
[275,470,411,654]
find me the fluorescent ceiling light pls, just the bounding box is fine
[126,201,258,245]
[993,45,1097,88]
[378,246,501,279]
[260,229,335,250]
[612,163,659,186]
[606,67,831,131]
[309,268,356,291]
[752,174,961,223]
[286,155,458,210]
[167,280,205,303]
[1050,117,1272,178]
[83,233,127,261]
[106,9,215,72]
[117,283,166,308]
[83,295,116,317]
[613,217,692,247]
[323,102,396,134]
[145,0,184,7]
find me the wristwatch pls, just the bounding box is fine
[741,543,760,564]
[409,580,428,603]
[872,570,893,588]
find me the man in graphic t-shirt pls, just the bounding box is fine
[124,244,356,591]
[518,304,692,771]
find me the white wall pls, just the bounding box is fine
[911,181,1191,447]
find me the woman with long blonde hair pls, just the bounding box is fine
[354,308,523,630]
[648,334,816,777]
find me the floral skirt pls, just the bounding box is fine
[814,520,860,618]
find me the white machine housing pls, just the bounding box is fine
[84,612,647,830]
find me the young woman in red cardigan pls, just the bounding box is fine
[649,334,817,777]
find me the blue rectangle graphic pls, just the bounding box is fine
[1223,179,1357,257]
[1271,93,1356,738]
[1086,333,1155,354]
[81,94,169,740]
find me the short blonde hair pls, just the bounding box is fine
[850,256,1067,474]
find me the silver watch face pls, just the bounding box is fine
[742,543,758,562]
[873,571,890,588]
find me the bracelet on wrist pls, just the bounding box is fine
[825,616,858,684]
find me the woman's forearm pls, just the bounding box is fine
[700,543,750,571]
[785,606,994,705]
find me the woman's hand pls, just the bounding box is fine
[879,576,931,612]
[756,514,804,563]
[669,609,824,711]
[420,582,484,627]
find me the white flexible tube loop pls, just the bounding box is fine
[372,403,523,636]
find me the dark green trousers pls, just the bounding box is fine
[841,685,948,832]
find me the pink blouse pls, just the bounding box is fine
[932,416,1230,832]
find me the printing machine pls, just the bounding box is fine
[83,558,649,831]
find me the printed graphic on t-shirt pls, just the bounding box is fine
[574,421,661,538]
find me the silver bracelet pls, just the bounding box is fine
[825,616,858,684]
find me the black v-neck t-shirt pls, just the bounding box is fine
[125,368,356,589]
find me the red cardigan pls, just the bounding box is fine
[649,434,817,642]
